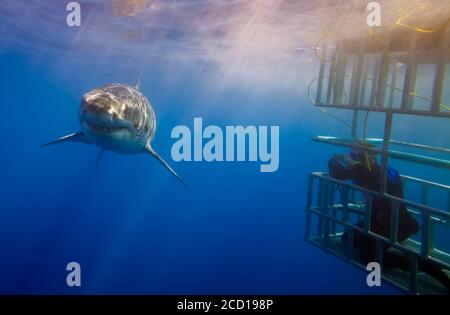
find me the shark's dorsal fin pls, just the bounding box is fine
[41,132,91,147]
[135,70,142,90]
[146,144,187,187]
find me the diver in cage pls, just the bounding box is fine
[328,144,450,292]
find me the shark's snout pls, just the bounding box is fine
[80,96,130,130]
[81,96,113,118]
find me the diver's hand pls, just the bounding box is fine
[328,154,352,180]
[329,154,346,168]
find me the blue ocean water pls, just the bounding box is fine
[0,1,448,295]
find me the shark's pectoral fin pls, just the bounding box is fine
[146,145,187,187]
[41,132,92,147]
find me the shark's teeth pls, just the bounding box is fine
[86,121,126,133]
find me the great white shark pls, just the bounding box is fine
[42,74,186,186]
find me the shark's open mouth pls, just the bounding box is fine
[84,121,128,133]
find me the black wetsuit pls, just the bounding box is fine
[328,155,450,292]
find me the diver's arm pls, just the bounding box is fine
[328,154,359,180]
[328,154,352,180]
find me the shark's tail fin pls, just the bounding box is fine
[146,145,188,187]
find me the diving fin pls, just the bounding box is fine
[146,145,187,187]
[41,132,92,147]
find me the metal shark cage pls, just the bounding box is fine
[305,23,450,295]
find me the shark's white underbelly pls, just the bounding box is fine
[80,121,148,154]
